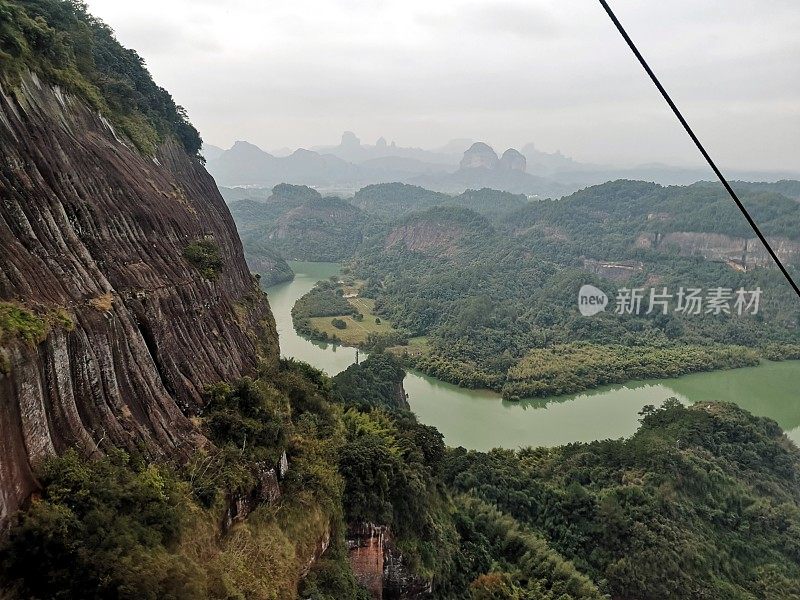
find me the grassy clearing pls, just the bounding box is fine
[387,336,429,358]
[309,298,396,346]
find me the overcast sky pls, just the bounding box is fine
[85,0,798,171]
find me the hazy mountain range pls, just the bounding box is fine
[204,132,800,198]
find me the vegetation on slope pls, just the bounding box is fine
[332,352,408,410]
[502,342,760,399]
[505,179,800,248]
[0,360,368,599]
[439,497,604,599]
[183,239,223,279]
[242,238,295,287]
[229,185,370,265]
[0,301,74,374]
[4,354,800,598]
[269,195,367,261]
[0,358,454,598]
[351,184,528,223]
[351,182,450,218]
[343,180,800,396]
[442,400,800,599]
[0,0,201,154]
[229,184,533,287]
[0,301,73,346]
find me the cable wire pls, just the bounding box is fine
[597,0,800,298]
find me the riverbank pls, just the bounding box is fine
[267,261,800,450]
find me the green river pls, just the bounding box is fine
[267,261,800,450]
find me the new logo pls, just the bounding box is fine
[578,284,608,316]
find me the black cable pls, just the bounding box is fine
[598,0,800,298]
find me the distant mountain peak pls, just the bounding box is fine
[230,140,270,155]
[291,148,317,156]
[201,143,225,161]
[499,148,526,172]
[341,131,361,148]
[459,143,526,173]
[460,142,499,169]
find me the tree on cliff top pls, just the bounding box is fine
[0,0,202,155]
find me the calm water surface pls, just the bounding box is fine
[268,261,800,450]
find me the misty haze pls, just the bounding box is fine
[1,2,799,599]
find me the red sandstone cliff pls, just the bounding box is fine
[0,72,278,525]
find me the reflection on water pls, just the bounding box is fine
[269,262,800,451]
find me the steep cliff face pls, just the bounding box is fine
[498,148,526,172]
[384,221,466,257]
[459,142,499,170]
[382,207,494,260]
[635,230,800,269]
[0,72,278,525]
[347,524,432,600]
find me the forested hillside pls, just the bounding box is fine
[443,400,800,599]
[229,184,370,268]
[351,183,529,222]
[229,184,537,285]
[505,180,800,252]
[7,355,800,599]
[291,180,800,397]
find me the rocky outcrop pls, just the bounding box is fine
[224,450,288,530]
[391,380,411,412]
[583,259,644,282]
[498,148,527,172]
[349,524,387,598]
[636,231,800,269]
[460,143,527,173]
[347,523,432,600]
[0,72,278,526]
[243,248,294,287]
[414,143,570,197]
[459,142,499,170]
[385,222,465,258]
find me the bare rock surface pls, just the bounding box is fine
[0,73,278,525]
[499,148,527,172]
[459,142,499,170]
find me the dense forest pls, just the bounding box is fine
[287,180,799,397]
[0,357,451,599]
[443,399,800,599]
[228,184,545,284]
[229,184,371,267]
[4,354,800,598]
[351,183,529,222]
